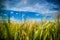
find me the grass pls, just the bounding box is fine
[0,20,60,40]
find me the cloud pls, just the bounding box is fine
[4,0,58,14]
[7,3,58,14]
[35,13,40,16]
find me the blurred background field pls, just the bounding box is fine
[0,19,60,40]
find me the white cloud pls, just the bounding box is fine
[14,0,28,8]
[4,0,58,14]
[9,7,36,12]
[11,11,14,14]
[24,0,28,4]
[16,13,18,14]
[35,13,40,16]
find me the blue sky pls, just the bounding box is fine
[0,0,59,22]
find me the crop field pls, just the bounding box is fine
[0,20,60,40]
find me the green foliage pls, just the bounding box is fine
[0,20,60,40]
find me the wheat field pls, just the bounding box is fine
[0,20,60,40]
